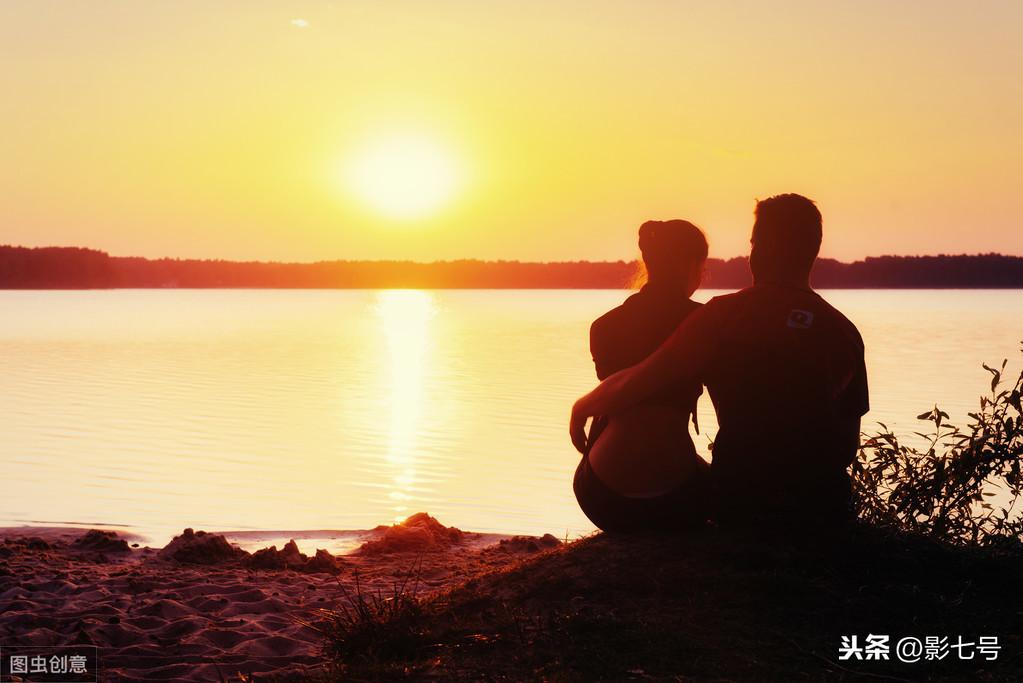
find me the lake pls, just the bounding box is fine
[1,289,1020,545]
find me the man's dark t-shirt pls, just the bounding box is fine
[669,284,869,517]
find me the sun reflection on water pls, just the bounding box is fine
[374,290,436,523]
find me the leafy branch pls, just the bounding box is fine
[851,345,1023,547]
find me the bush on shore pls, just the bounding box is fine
[852,345,1023,547]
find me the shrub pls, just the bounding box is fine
[852,345,1023,547]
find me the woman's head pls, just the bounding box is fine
[637,219,708,294]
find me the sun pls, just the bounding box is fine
[344,133,463,220]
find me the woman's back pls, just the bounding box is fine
[586,283,706,497]
[590,282,702,394]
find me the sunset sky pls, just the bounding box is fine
[2,1,1021,263]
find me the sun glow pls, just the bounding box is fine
[344,133,463,221]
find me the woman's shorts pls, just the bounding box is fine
[573,454,710,534]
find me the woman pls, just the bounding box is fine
[573,219,711,533]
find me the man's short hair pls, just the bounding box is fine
[752,194,822,275]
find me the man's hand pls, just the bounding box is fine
[569,401,589,454]
[568,308,713,454]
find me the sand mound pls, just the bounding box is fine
[158,529,248,565]
[247,541,342,574]
[2,536,52,553]
[74,530,131,553]
[248,543,296,570]
[304,548,343,574]
[356,512,465,555]
[493,533,562,554]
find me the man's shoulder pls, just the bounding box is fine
[810,292,865,348]
[705,288,752,305]
[700,287,757,316]
[702,286,864,346]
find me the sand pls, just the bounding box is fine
[0,513,561,681]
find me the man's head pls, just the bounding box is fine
[749,194,822,285]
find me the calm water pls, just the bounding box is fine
[1,289,1020,545]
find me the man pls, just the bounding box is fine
[570,194,868,528]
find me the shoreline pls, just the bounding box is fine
[0,524,517,559]
[0,513,562,682]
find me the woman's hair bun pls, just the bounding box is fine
[638,220,708,266]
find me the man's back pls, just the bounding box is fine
[696,284,868,518]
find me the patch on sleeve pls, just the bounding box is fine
[786,308,815,329]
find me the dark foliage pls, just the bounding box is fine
[853,346,1023,547]
[312,565,428,669]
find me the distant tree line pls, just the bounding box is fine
[2,245,1023,289]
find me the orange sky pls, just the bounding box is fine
[2,1,1021,262]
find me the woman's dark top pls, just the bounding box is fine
[573,282,708,533]
[587,282,703,445]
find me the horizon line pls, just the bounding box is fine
[4,244,1023,267]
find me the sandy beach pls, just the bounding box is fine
[0,513,561,681]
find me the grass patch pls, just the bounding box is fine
[316,525,1021,681]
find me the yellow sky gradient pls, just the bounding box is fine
[2,1,1021,262]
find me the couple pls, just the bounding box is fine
[571,193,869,534]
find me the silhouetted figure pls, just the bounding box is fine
[571,195,869,530]
[573,220,711,533]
